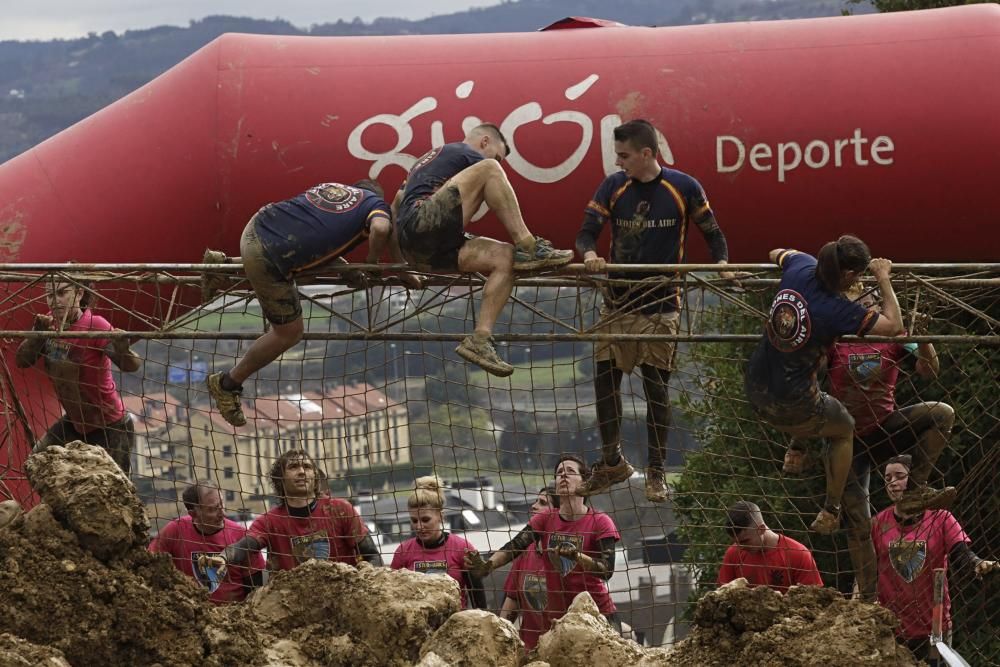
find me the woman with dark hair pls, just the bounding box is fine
[744,235,905,534]
[499,486,560,649]
[16,277,141,473]
[390,476,486,609]
[466,455,621,637]
[873,455,997,665]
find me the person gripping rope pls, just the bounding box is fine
[717,500,823,594]
[828,284,956,602]
[390,476,486,610]
[499,486,560,650]
[16,278,141,474]
[150,483,265,603]
[465,455,622,636]
[744,236,907,534]
[205,450,381,576]
[390,123,573,378]
[573,119,735,503]
[873,455,997,665]
[204,179,414,427]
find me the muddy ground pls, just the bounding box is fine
[0,442,919,666]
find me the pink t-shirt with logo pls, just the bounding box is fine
[249,498,367,572]
[150,515,265,603]
[503,545,551,649]
[528,507,620,617]
[871,508,969,639]
[43,309,126,432]
[392,533,476,608]
[827,340,915,436]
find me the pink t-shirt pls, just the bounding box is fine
[827,340,915,436]
[391,533,476,608]
[149,515,265,603]
[717,534,824,593]
[872,508,970,639]
[528,507,620,617]
[249,497,367,572]
[503,545,550,649]
[43,309,126,432]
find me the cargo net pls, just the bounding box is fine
[0,262,997,662]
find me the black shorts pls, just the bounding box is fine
[35,414,135,474]
[855,406,932,463]
[397,185,466,270]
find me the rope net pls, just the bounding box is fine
[0,263,996,660]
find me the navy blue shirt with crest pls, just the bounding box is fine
[746,250,878,404]
[584,168,717,314]
[254,183,389,277]
[398,143,484,219]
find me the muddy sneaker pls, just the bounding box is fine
[645,467,669,503]
[896,484,957,515]
[206,372,246,427]
[513,237,574,271]
[201,249,232,303]
[455,335,514,377]
[576,456,635,497]
[809,507,841,534]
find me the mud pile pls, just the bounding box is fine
[666,578,918,666]
[0,443,920,666]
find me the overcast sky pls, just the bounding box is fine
[1,1,495,41]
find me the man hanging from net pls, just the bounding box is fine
[203,179,412,427]
[573,119,735,502]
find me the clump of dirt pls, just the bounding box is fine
[535,593,672,667]
[419,609,524,667]
[25,442,148,562]
[667,578,918,666]
[0,632,70,666]
[247,560,461,666]
[0,443,263,667]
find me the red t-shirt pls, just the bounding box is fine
[149,515,265,603]
[249,498,367,572]
[527,507,620,617]
[872,508,969,640]
[503,545,550,650]
[717,534,824,593]
[827,340,915,436]
[42,309,126,432]
[391,533,476,608]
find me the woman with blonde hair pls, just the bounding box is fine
[391,476,486,609]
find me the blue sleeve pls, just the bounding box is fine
[827,298,877,337]
[778,251,814,272]
[585,175,618,224]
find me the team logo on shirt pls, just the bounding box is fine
[767,289,812,352]
[547,532,584,574]
[848,352,883,386]
[191,551,224,593]
[290,530,331,564]
[411,147,443,173]
[413,560,449,576]
[305,184,364,214]
[889,537,927,583]
[523,573,547,611]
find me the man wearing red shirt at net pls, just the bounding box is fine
[207,449,381,575]
[717,500,824,593]
[150,483,264,603]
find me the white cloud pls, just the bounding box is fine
[0,1,496,41]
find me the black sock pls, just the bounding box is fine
[220,372,241,391]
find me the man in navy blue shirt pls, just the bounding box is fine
[391,123,573,377]
[205,180,404,427]
[574,119,735,502]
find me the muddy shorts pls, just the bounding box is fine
[241,211,302,325]
[745,383,854,438]
[397,186,466,270]
[855,406,932,464]
[594,308,680,373]
[35,413,135,474]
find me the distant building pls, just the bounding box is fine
[124,383,410,513]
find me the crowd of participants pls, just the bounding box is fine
[15,118,996,662]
